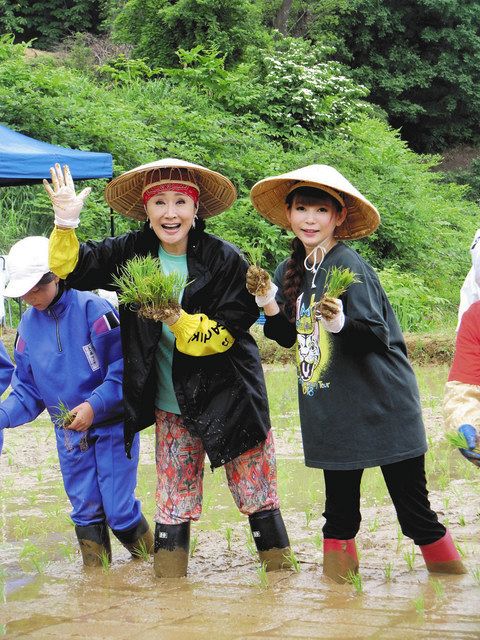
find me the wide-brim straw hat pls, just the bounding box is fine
[105,158,237,220]
[250,164,380,239]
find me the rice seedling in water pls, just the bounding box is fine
[133,538,151,562]
[190,533,199,558]
[99,549,111,572]
[322,266,361,299]
[304,507,315,528]
[472,567,480,586]
[412,595,425,617]
[404,547,416,571]
[455,541,466,558]
[112,255,188,322]
[344,569,363,594]
[256,561,269,590]
[368,516,379,533]
[225,526,233,552]
[284,547,300,573]
[383,562,393,581]
[20,542,48,574]
[59,541,76,561]
[458,515,466,527]
[313,532,322,550]
[430,578,445,600]
[245,528,257,558]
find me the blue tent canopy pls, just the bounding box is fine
[0,124,113,186]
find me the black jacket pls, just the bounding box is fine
[65,222,271,467]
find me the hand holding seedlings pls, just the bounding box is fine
[246,265,272,298]
[316,296,341,321]
[315,267,361,333]
[65,402,95,432]
[448,425,480,467]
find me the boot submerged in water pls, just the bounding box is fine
[75,521,112,567]
[323,538,359,584]
[420,530,467,574]
[153,521,190,578]
[111,514,154,560]
[249,508,291,571]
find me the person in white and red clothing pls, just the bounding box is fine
[444,300,480,467]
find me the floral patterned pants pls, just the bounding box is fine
[154,409,280,524]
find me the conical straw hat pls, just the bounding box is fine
[250,164,380,239]
[105,158,237,220]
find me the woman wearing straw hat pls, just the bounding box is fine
[45,159,291,578]
[247,164,466,583]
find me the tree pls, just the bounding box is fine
[112,0,269,67]
[334,0,480,152]
[0,0,110,49]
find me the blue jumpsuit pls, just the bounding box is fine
[0,340,14,454]
[0,288,142,531]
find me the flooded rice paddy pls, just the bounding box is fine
[0,364,479,639]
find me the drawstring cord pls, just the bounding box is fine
[303,240,330,289]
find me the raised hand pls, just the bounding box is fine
[43,163,91,229]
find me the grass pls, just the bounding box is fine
[100,548,111,572]
[412,595,425,617]
[284,548,301,573]
[133,538,151,561]
[322,266,361,299]
[383,562,393,581]
[225,526,233,552]
[244,244,264,267]
[404,547,416,571]
[112,255,188,320]
[255,561,269,590]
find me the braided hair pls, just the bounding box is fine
[282,186,343,321]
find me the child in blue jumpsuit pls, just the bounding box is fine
[0,236,153,566]
[0,340,14,454]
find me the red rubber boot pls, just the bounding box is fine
[323,538,359,584]
[420,530,467,574]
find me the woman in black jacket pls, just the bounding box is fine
[46,159,290,578]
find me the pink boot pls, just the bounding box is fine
[323,538,359,584]
[420,530,467,574]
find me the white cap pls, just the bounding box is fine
[4,236,50,298]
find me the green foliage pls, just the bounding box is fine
[378,266,449,332]
[334,0,480,152]
[112,0,269,67]
[97,54,157,86]
[161,46,229,97]
[0,0,110,49]
[323,266,361,299]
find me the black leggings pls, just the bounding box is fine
[322,455,446,546]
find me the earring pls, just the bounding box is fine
[192,214,198,229]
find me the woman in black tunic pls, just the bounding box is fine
[247,164,466,582]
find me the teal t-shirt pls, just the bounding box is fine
[154,246,188,414]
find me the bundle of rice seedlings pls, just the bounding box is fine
[322,266,361,299]
[54,400,75,452]
[445,431,470,450]
[112,255,188,322]
[245,245,271,297]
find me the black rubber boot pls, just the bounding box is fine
[111,514,154,560]
[249,508,291,571]
[75,522,112,567]
[153,522,190,578]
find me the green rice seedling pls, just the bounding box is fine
[404,547,416,571]
[36,468,43,482]
[455,541,467,558]
[59,541,76,561]
[459,515,466,527]
[133,538,151,562]
[245,245,271,297]
[304,507,315,528]
[100,548,110,573]
[344,569,363,594]
[256,561,269,590]
[412,595,425,617]
[190,533,199,558]
[284,547,300,573]
[322,266,361,299]
[368,516,379,533]
[54,400,75,452]
[445,431,469,449]
[225,526,233,552]
[383,562,393,581]
[244,245,264,268]
[112,255,188,322]
[313,532,322,550]
[472,567,480,586]
[19,542,47,574]
[443,496,450,511]
[245,528,257,558]
[430,578,445,600]
[12,517,30,539]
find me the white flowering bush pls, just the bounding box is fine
[257,39,371,135]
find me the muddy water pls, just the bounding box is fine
[1,365,479,639]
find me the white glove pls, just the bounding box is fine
[255,282,278,307]
[43,163,91,229]
[317,297,345,333]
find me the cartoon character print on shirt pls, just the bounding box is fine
[296,292,332,396]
